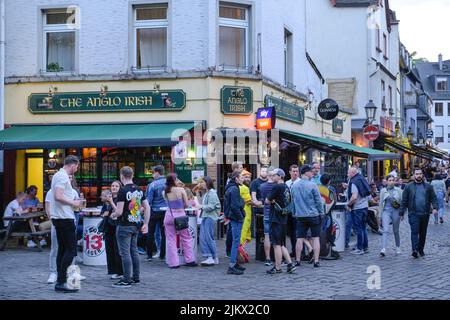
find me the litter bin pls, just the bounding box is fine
[82,216,107,266]
[331,203,347,252]
[177,210,198,264]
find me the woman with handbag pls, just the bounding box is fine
[102,181,123,279]
[163,173,197,268]
[379,175,403,257]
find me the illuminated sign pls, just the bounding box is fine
[256,107,276,130]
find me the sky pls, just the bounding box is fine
[390,0,450,62]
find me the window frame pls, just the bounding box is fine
[218,3,250,70]
[132,4,169,71]
[436,77,448,91]
[383,33,388,59]
[284,28,293,88]
[42,8,78,74]
[435,102,444,116]
[375,26,382,53]
[435,125,444,144]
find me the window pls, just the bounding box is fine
[435,102,444,116]
[388,86,393,109]
[448,103,450,116]
[435,125,444,144]
[219,4,249,69]
[376,26,381,52]
[436,77,448,91]
[448,126,450,143]
[383,33,388,58]
[43,8,77,72]
[381,80,386,109]
[134,5,168,70]
[284,29,293,87]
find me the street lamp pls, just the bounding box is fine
[407,127,414,143]
[365,100,377,124]
[395,122,400,137]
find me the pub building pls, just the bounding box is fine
[0,76,400,207]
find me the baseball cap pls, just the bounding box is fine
[300,164,313,175]
[273,168,285,178]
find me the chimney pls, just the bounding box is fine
[439,53,443,70]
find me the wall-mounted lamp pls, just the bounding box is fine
[48,85,58,98]
[100,85,108,97]
[154,83,161,94]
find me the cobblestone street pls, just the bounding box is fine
[1,207,450,300]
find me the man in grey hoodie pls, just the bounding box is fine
[291,164,324,268]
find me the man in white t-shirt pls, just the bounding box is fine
[3,192,26,227]
[51,155,83,293]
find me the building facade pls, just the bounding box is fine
[1,0,367,206]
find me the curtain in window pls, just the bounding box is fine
[219,26,245,67]
[46,32,75,71]
[137,28,167,68]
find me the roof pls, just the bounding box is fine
[415,61,450,100]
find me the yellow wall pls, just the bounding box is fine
[15,150,25,194]
[27,157,44,202]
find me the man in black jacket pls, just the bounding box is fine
[400,168,438,258]
[224,171,246,275]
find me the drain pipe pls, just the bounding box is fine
[0,0,5,172]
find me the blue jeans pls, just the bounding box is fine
[351,208,368,251]
[229,220,243,266]
[345,210,352,247]
[408,213,429,253]
[116,225,140,283]
[436,191,445,222]
[200,217,217,258]
[155,223,161,251]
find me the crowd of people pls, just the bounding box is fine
[3,155,450,292]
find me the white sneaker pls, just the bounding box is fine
[380,248,386,257]
[152,251,160,259]
[351,249,364,255]
[214,257,219,265]
[201,257,215,266]
[47,273,57,284]
[110,274,122,280]
[27,240,37,248]
[40,239,47,247]
[396,247,401,255]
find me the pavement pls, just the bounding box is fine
[1,207,450,300]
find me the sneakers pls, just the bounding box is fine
[138,247,146,255]
[294,261,301,267]
[227,266,244,275]
[214,257,219,265]
[131,279,140,284]
[363,248,369,254]
[313,262,320,268]
[110,274,122,280]
[113,280,132,288]
[201,257,215,266]
[418,250,425,257]
[40,239,47,247]
[152,251,160,259]
[146,257,153,262]
[55,282,79,293]
[235,264,246,271]
[266,267,282,275]
[47,273,57,284]
[380,248,386,257]
[412,251,419,259]
[395,247,401,255]
[27,240,37,248]
[287,264,297,273]
[183,261,198,267]
[440,218,444,224]
[264,259,272,266]
[351,249,364,255]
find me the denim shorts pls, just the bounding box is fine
[296,216,322,238]
[264,219,270,234]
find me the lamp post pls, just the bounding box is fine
[364,100,378,182]
[395,122,400,137]
[407,127,414,143]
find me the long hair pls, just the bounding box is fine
[165,173,177,195]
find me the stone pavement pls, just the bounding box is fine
[1,208,450,300]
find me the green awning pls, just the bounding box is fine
[282,130,400,161]
[0,122,196,150]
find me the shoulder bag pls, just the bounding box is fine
[167,197,189,231]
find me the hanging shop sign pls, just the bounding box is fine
[318,99,339,120]
[332,119,344,134]
[363,125,380,141]
[28,90,186,114]
[426,129,434,139]
[264,95,304,125]
[221,86,253,115]
[256,107,276,130]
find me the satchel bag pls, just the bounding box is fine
[168,200,189,231]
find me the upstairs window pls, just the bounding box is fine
[219,4,249,69]
[43,8,77,72]
[435,102,444,116]
[134,5,168,70]
[436,77,448,91]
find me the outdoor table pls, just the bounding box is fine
[0,211,49,251]
[81,208,107,266]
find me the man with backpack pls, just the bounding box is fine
[265,169,296,274]
[346,166,371,255]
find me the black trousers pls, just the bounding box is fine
[52,219,77,284]
[146,210,166,259]
[105,225,123,275]
[286,214,297,255]
[409,214,430,253]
